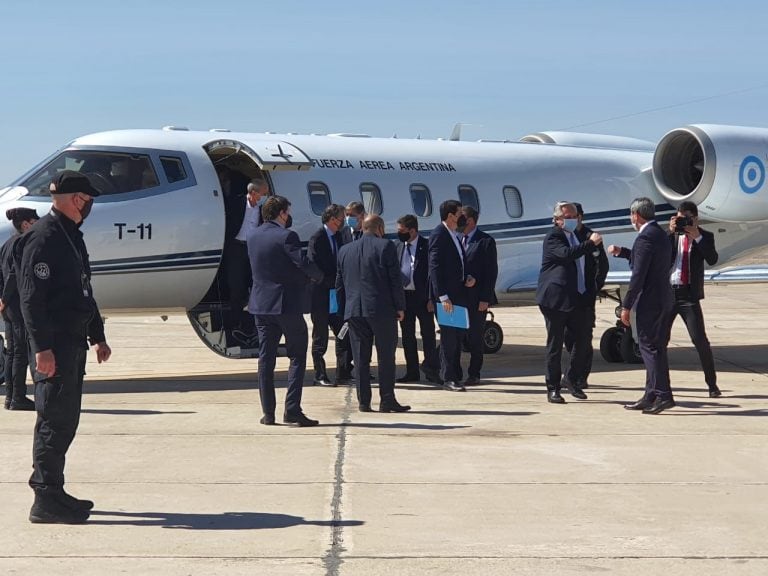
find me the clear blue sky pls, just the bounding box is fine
[1,0,766,184]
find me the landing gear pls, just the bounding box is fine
[599,326,623,363]
[483,312,503,354]
[598,288,642,365]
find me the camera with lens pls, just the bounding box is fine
[674,215,693,233]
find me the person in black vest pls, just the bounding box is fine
[536,202,603,403]
[459,206,498,386]
[395,214,440,384]
[20,171,112,523]
[308,204,350,386]
[336,215,409,412]
[0,207,39,410]
[563,202,609,389]
[667,200,720,398]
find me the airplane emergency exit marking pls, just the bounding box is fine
[114,223,152,240]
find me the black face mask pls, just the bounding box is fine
[284,214,293,229]
[456,214,467,230]
[79,198,94,220]
[397,231,411,243]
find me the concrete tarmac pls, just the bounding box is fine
[1,284,767,575]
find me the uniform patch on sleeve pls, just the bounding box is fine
[34,262,50,280]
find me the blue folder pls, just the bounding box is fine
[329,288,339,314]
[435,304,469,329]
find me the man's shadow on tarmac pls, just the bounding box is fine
[88,510,364,530]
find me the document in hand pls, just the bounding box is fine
[436,304,469,329]
[329,289,339,314]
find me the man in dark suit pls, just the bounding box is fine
[308,204,350,387]
[667,200,720,397]
[395,214,440,384]
[564,202,609,389]
[340,201,366,244]
[608,197,675,414]
[336,215,410,413]
[429,200,476,392]
[247,196,322,427]
[536,202,603,403]
[459,206,498,386]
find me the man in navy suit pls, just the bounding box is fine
[307,203,350,387]
[667,201,720,398]
[340,201,366,244]
[395,214,440,384]
[429,200,476,392]
[459,206,498,386]
[536,202,603,403]
[247,196,323,427]
[608,197,675,414]
[336,215,410,413]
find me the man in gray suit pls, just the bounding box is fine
[336,215,410,413]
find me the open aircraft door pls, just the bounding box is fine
[188,138,314,359]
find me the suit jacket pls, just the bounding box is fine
[428,223,468,307]
[247,221,322,315]
[396,235,430,305]
[340,226,363,245]
[535,225,597,311]
[463,228,499,306]
[668,227,718,301]
[620,221,673,316]
[335,233,405,319]
[575,224,609,299]
[308,225,345,310]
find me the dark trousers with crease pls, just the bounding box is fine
[223,240,253,332]
[465,305,487,379]
[399,291,439,377]
[3,308,32,402]
[348,316,397,406]
[539,305,590,390]
[637,307,674,401]
[564,302,596,384]
[672,290,717,389]
[29,341,87,493]
[255,313,307,418]
[437,324,465,384]
[310,307,349,379]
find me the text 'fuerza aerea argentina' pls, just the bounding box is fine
[311,158,457,172]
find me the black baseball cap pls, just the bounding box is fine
[49,170,101,196]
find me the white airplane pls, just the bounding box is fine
[1,124,767,363]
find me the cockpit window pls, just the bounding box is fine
[20,150,159,197]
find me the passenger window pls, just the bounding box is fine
[503,186,523,218]
[20,150,159,197]
[307,181,331,216]
[360,183,383,215]
[409,184,432,217]
[458,185,479,212]
[160,156,187,183]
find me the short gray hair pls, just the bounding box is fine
[553,201,576,219]
[247,178,267,193]
[629,197,655,220]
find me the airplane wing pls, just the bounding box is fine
[605,265,768,286]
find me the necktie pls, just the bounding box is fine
[401,243,412,287]
[680,235,690,285]
[568,233,586,294]
[331,235,337,257]
[462,234,469,249]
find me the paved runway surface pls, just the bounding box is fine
[1,284,766,575]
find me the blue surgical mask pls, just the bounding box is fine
[256,196,266,206]
[562,218,578,233]
[345,215,358,229]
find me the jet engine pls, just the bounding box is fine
[653,124,768,222]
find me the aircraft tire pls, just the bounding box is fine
[620,329,643,364]
[599,327,623,363]
[482,321,503,354]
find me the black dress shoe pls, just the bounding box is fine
[570,388,588,400]
[358,403,373,412]
[283,412,319,427]
[548,390,566,404]
[463,376,481,386]
[29,493,89,524]
[59,490,94,511]
[8,397,35,411]
[396,374,421,383]
[642,397,676,415]
[709,387,722,398]
[260,414,276,425]
[443,381,466,392]
[313,378,336,387]
[379,400,411,413]
[624,397,653,411]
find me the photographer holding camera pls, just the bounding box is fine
[668,201,720,398]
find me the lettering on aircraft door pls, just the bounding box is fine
[114,223,152,239]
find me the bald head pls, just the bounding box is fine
[363,214,385,237]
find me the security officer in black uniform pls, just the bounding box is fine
[19,171,112,524]
[0,207,39,410]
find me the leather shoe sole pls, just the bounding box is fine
[379,403,411,413]
[642,399,676,415]
[624,398,652,411]
[548,394,566,404]
[570,390,588,400]
[283,414,319,427]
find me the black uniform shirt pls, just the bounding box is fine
[0,233,23,318]
[19,208,105,353]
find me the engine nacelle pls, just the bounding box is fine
[653,124,768,222]
[520,131,656,151]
